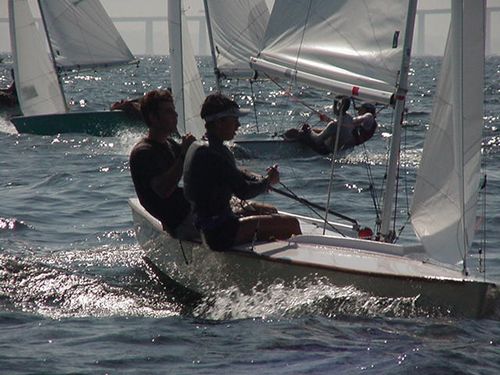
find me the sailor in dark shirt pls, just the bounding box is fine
[183,93,301,251]
[129,89,196,238]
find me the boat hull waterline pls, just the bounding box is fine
[129,198,498,318]
[11,110,142,136]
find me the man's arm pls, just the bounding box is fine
[151,155,184,199]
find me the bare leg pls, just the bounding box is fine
[234,214,301,245]
[231,198,278,216]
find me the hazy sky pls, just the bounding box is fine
[1,0,499,56]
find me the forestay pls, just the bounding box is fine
[39,0,134,71]
[168,0,205,139]
[204,0,270,78]
[411,0,485,266]
[9,0,67,116]
[250,0,412,104]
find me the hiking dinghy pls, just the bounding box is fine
[130,0,499,318]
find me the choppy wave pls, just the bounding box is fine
[0,247,181,319]
[192,280,433,321]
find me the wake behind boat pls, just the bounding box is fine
[8,0,142,136]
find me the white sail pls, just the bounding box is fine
[205,0,270,78]
[411,0,485,266]
[250,0,412,104]
[39,0,134,71]
[168,0,205,139]
[9,0,67,116]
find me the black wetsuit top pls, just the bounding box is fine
[183,136,269,249]
[129,138,190,234]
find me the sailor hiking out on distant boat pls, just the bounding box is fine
[284,98,378,155]
[183,93,301,251]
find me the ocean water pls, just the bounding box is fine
[1,54,500,374]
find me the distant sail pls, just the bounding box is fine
[205,0,270,78]
[9,0,67,116]
[40,0,134,71]
[251,0,412,104]
[168,0,205,139]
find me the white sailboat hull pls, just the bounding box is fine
[129,198,498,318]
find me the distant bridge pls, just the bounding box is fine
[415,7,500,55]
[110,16,206,55]
[1,8,499,55]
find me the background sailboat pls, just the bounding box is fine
[8,0,141,136]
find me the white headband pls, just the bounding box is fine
[203,107,250,122]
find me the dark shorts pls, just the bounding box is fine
[202,215,239,251]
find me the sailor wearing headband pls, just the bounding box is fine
[183,93,301,251]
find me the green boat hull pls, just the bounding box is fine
[10,110,143,136]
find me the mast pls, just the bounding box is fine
[203,0,221,91]
[379,0,417,241]
[37,0,68,112]
[168,0,186,133]
[8,0,18,89]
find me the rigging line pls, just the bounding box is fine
[251,216,261,251]
[391,154,401,241]
[362,143,381,222]
[394,119,415,244]
[323,97,347,234]
[402,111,411,215]
[480,174,487,277]
[293,0,314,76]
[260,72,296,134]
[178,240,190,265]
[275,183,358,225]
[249,78,259,133]
[263,72,331,122]
[271,184,357,237]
